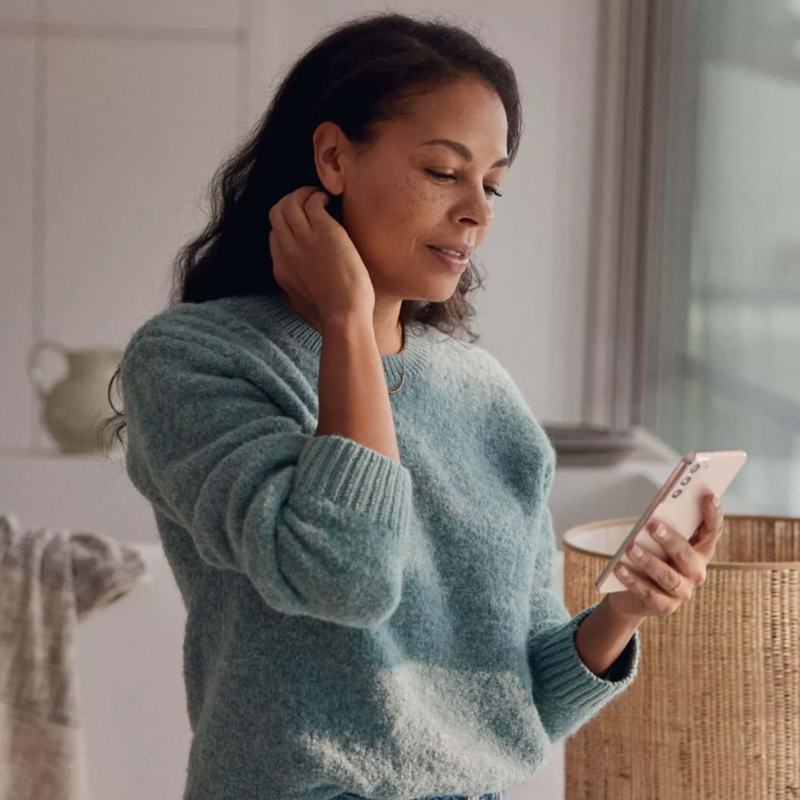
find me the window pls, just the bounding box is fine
[587,0,800,514]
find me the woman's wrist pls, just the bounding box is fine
[574,596,644,677]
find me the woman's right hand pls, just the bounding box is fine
[268,186,376,325]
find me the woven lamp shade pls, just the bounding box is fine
[561,514,800,800]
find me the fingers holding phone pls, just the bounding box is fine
[594,450,746,594]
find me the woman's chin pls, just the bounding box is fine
[418,272,465,296]
[426,281,464,302]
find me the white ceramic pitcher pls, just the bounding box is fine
[27,339,124,454]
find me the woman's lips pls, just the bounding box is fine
[428,245,469,270]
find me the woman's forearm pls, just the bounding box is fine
[574,596,644,676]
[315,313,401,465]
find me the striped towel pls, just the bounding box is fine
[0,511,150,800]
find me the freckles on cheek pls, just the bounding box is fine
[380,180,426,231]
[401,176,441,223]
[367,173,440,252]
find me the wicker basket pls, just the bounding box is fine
[561,514,800,800]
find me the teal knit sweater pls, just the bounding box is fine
[119,292,640,800]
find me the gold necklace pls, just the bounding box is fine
[387,322,405,395]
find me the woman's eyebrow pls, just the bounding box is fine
[417,139,509,169]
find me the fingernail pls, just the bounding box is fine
[713,495,721,508]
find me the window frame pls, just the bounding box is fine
[583,0,700,448]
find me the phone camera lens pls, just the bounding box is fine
[690,464,701,473]
[671,489,682,498]
[680,476,691,486]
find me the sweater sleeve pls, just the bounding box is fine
[526,461,640,743]
[119,327,413,629]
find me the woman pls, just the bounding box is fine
[100,11,723,800]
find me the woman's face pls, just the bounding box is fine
[314,76,509,304]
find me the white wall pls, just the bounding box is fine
[0,0,246,451]
[0,0,602,455]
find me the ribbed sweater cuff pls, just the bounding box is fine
[532,603,641,708]
[294,434,412,530]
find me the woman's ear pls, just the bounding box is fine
[312,121,349,198]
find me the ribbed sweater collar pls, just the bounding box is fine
[250,292,433,390]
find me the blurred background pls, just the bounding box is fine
[0,1,798,799]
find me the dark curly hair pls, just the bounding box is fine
[98,10,523,457]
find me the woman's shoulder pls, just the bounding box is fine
[434,335,527,396]
[125,295,279,355]
[449,339,555,461]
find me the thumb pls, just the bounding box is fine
[307,190,333,216]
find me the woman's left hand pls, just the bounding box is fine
[607,492,725,622]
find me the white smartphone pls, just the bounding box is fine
[595,450,748,593]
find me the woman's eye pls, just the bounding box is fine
[426,170,503,198]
